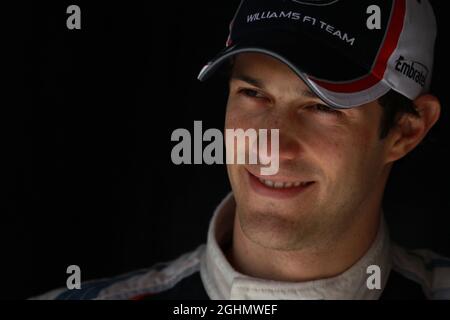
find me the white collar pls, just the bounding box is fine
[200,193,391,300]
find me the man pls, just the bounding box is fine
[36,0,450,300]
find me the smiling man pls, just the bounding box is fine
[224,52,393,283]
[35,0,450,300]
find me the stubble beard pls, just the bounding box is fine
[236,202,346,252]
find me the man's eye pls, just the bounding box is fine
[309,104,340,115]
[239,88,265,99]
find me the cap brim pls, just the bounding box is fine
[198,33,390,109]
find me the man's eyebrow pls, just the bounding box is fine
[231,74,266,89]
[300,89,320,99]
[231,73,320,99]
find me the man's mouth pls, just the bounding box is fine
[257,177,312,189]
[246,169,315,199]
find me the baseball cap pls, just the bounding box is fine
[197,0,437,109]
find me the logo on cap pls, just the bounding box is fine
[395,56,429,88]
[291,0,339,6]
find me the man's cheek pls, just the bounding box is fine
[227,165,246,195]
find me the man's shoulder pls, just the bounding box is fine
[391,243,450,299]
[31,244,206,300]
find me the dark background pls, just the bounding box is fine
[4,1,449,299]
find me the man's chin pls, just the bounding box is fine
[240,201,311,225]
[238,210,317,251]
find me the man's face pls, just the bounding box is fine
[225,53,391,251]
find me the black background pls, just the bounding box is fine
[3,0,449,299]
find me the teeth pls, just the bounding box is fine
[274,182,284,189]
[258,178,310,189]
[264,179,274,187]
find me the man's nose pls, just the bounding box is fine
[277,130,301,161]
[251,127,301,164]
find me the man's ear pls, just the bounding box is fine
[385,94,441,163]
